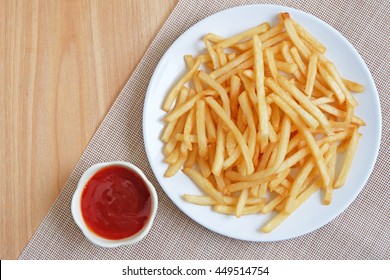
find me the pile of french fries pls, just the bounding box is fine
[160,12,364,233]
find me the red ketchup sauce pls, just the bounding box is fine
[81,165,151,240]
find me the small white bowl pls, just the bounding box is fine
[71,161,158,248]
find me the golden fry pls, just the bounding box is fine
[211,120,226,176]
[334,129,361,188]
[253,35,269,151]
[305,53,318,97]
[196,99,207,158]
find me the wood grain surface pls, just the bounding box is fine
[0,0,177,259]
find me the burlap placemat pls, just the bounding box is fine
[19,0,389,259]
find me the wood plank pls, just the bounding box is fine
[0,0,177,259]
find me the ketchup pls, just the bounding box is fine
[81,165,151,240]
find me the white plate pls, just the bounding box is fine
[143,5,381,241]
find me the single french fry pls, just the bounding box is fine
[324,142,337,204]
[182,194,217,206]
[164,154,187,177]
[305,53,318,97]
[342,78,365,93]
[238,91,256,160]
[183,107,196,150]
[334,129,361,188]
[213,204,262,215]
[275,60,298,73]
[227,178,271,192]
[311,96,336,106]
[165,144,180,164]
[204,33,224,43]
[238,72,258,108]
[262,195,285,213]
[182,194,263,206]
[196,99,208,158]
[212,120,226,176]
[236,189,249,217]
[253,35,269,151]
[227,196,262,205]
[325,61,358,107]
[271,115,291,169]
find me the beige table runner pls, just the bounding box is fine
[19,0,389,259]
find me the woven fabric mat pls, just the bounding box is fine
[19,0,389,260]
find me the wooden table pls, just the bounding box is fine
[0,0,177,260]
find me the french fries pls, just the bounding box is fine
[161,13,364,234]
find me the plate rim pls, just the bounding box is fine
[142,4,382,242]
